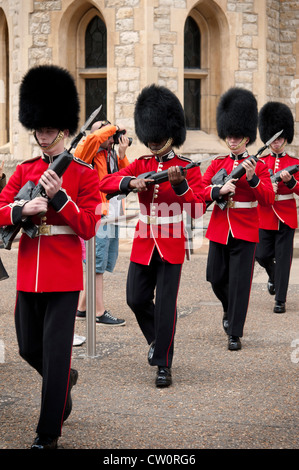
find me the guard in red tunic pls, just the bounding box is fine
[99,84,206,387]
[255,102,299,313]
[0,65,101,449]
[203,88,275,351]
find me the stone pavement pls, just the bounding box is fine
[0,237,298,456]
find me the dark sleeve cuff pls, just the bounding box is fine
[285,176,297,189]
[120,176,134,194]
[12,205,24,225]
[247,174,259,188]
[172,179,189,195]
[50,189,68,211]
[211,186,222,201]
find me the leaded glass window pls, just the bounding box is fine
[84,16,107,124]
[184,17,201,130]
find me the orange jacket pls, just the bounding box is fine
[74,124,129,215]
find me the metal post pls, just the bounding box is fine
[85,237,97,357]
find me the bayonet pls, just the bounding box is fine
[68,104,103,151]
[265,129,284,148]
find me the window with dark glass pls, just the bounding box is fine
[85,78,107,124]
[184,17,201,130]
[84,16,107,124]
[184,16,201,68]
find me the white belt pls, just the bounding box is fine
[22,225,76,236]
[275,194,294,201]
[227,200,258,209]
[139,213,183,225]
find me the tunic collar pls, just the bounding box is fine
[155,149,175,162]
[229,150,249,160]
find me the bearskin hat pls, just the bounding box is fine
[258,101,294,144]
[19,64,80,135]
[134,84,186,148]
[216,87,258,145]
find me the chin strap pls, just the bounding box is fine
[34,130,65,152]
[270,139,287,154]
[225,136,248,151]
[149,137,173,155]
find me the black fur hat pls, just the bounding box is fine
[134,84,186,148]
[19,64,80,135]
[258,101,294,144]
[216,87,258,144]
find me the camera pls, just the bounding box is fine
[113,129,132,146]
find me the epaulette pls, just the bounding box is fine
[213,154,227,160]
[176,154,192,163]
[73,156,94,169]
[20,156,42,165]
[138,155,153,160]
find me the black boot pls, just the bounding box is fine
[156,367,172,388]
[273,301,286,314]
[228,335,242,351]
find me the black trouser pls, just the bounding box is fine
[255,222,295,303]
[15,290,79,437]
[126,248,182,368]
[206,235,256,337]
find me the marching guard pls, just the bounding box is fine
[255,102,299,313]
[98,84,206,387]
[0,65,101,448]
[203,88,275,350]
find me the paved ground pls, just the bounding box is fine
[0,236,298,458]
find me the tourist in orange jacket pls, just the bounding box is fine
[256,102,299,313]
[203,88,274,351]
[74,120,130,325]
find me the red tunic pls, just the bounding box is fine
[257,153,299,230]
[0,155,101,292]
[98,152,206,265]
[203,153,275,244]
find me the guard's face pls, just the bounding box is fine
[226,136,249,154]
[148,139,168,153]
[270,137,286,153]
[35,128,60,148]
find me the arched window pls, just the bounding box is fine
[80,15,107,126]
[0,11,9,145]
[184,16,205,130]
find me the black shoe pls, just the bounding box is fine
[148,341,155,364]
[267,279,275,295]
[156,367,172,388]
[228,335,242,351]
[273,301,286,314]
[31,434,58,449]
[96,310,126,326]
[63,368,78,422]
[222,312,229,334]
[76,309,86,319]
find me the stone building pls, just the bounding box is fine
[0,0,299,178]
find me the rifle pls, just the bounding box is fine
[106,161,201,200]
[0,105,103,250]
[208,130,284,210]
[270,164,299,183]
